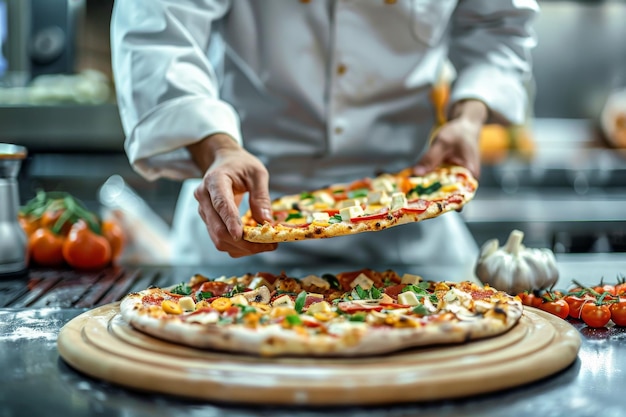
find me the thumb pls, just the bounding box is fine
[414,141,446,176]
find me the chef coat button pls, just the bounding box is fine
[334,126,344,135]
[300,0,310,3]
[337,64,347,76]
[384,0,397,4]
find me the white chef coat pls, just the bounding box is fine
[111,0,538,267]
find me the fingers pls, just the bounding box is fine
[413,122,481,180]
[247,170,274,224]
[194,182,278,257]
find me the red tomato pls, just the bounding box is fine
[28,228,66,267]
[581,303,611,328]
[539,299,570,319]
[593,284,616,296]
[102,220,125,261]
[564,295,593,319]
[615,283,626,296]
[610,301,626,327]
[403,200,431,213]
[62,220,112,270]
[351,209,389,222]
[198,281,230,297]
[518,293,543,308]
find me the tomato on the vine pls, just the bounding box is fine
[101,220,125,261]
[609,300,626,327]
[539,299,570,319]
[564,295,593,319]
[28,228,66,267]
[517,292,543,308]
[62,220,112,270]
[580,303,611,328]
[593,284,616,296]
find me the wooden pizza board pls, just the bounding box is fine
[57,304,581,406]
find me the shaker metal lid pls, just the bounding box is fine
[0,143,27,159]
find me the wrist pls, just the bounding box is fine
[187,133,240,173]
[449,100,489,126]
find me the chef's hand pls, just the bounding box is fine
[188,134,278,257]
[413,99,488,180]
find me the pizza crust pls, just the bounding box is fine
[242,165,476,243]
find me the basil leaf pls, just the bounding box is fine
[402,285,429,296]
[355,285,368,300]
[409,181,442,196]
[237,304,258,316]
[370,287,382,299]
[224,284,246,298]
[412,305,430,316]
[171,282,192,295]
[300,192,314,200]
[196,291,213,300]
[328,214,343,224]
[294,291,307,313]
[286,314,303,325]
[349,312,367,322]
[285,212,304,222]
[347,188,369,199]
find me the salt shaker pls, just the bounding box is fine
[0,143,28,277]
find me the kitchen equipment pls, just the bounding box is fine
[0,143,27,276]
[0,0,84,87]
[57,304,580,405]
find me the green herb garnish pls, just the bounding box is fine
[328,214,343,224]
[294,291,307,313]
[224,284,246,297]
[409,181,442,196]
[285,212,304,222]
[286,314,303,326]
[196,291,214,300]
[348,312,367,322]
[412,305,430,316]
[347,188,369,199]
[300,192,314,200]
[171,282,192,296]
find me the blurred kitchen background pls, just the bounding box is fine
[1,0,626,263]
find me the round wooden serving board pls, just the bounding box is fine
[57,304,581,406]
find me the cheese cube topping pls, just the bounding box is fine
[301,274,331,290]
[398,291,420,306]
[272,294,295,308]
[350,273,374,290]
[401,273,423,285]
[390,192,408,210]
[367,190,391,206]
[307,300,332,314]
[311,212,330,223]
[337,198,363,209]
[313,191,335,206]
[230,294,249,306]
[372,177,394,193]
[178,296,196,312]
[339,205,364,221]
[248,276,274,291]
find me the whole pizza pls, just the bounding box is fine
[120,268,523,357]
[242,164,478,243]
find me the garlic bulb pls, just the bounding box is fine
[475,229,559,295]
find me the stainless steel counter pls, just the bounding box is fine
[1,254,626,416]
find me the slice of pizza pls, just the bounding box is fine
[242,164,478,243]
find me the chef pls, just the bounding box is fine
[110,0,539,266]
